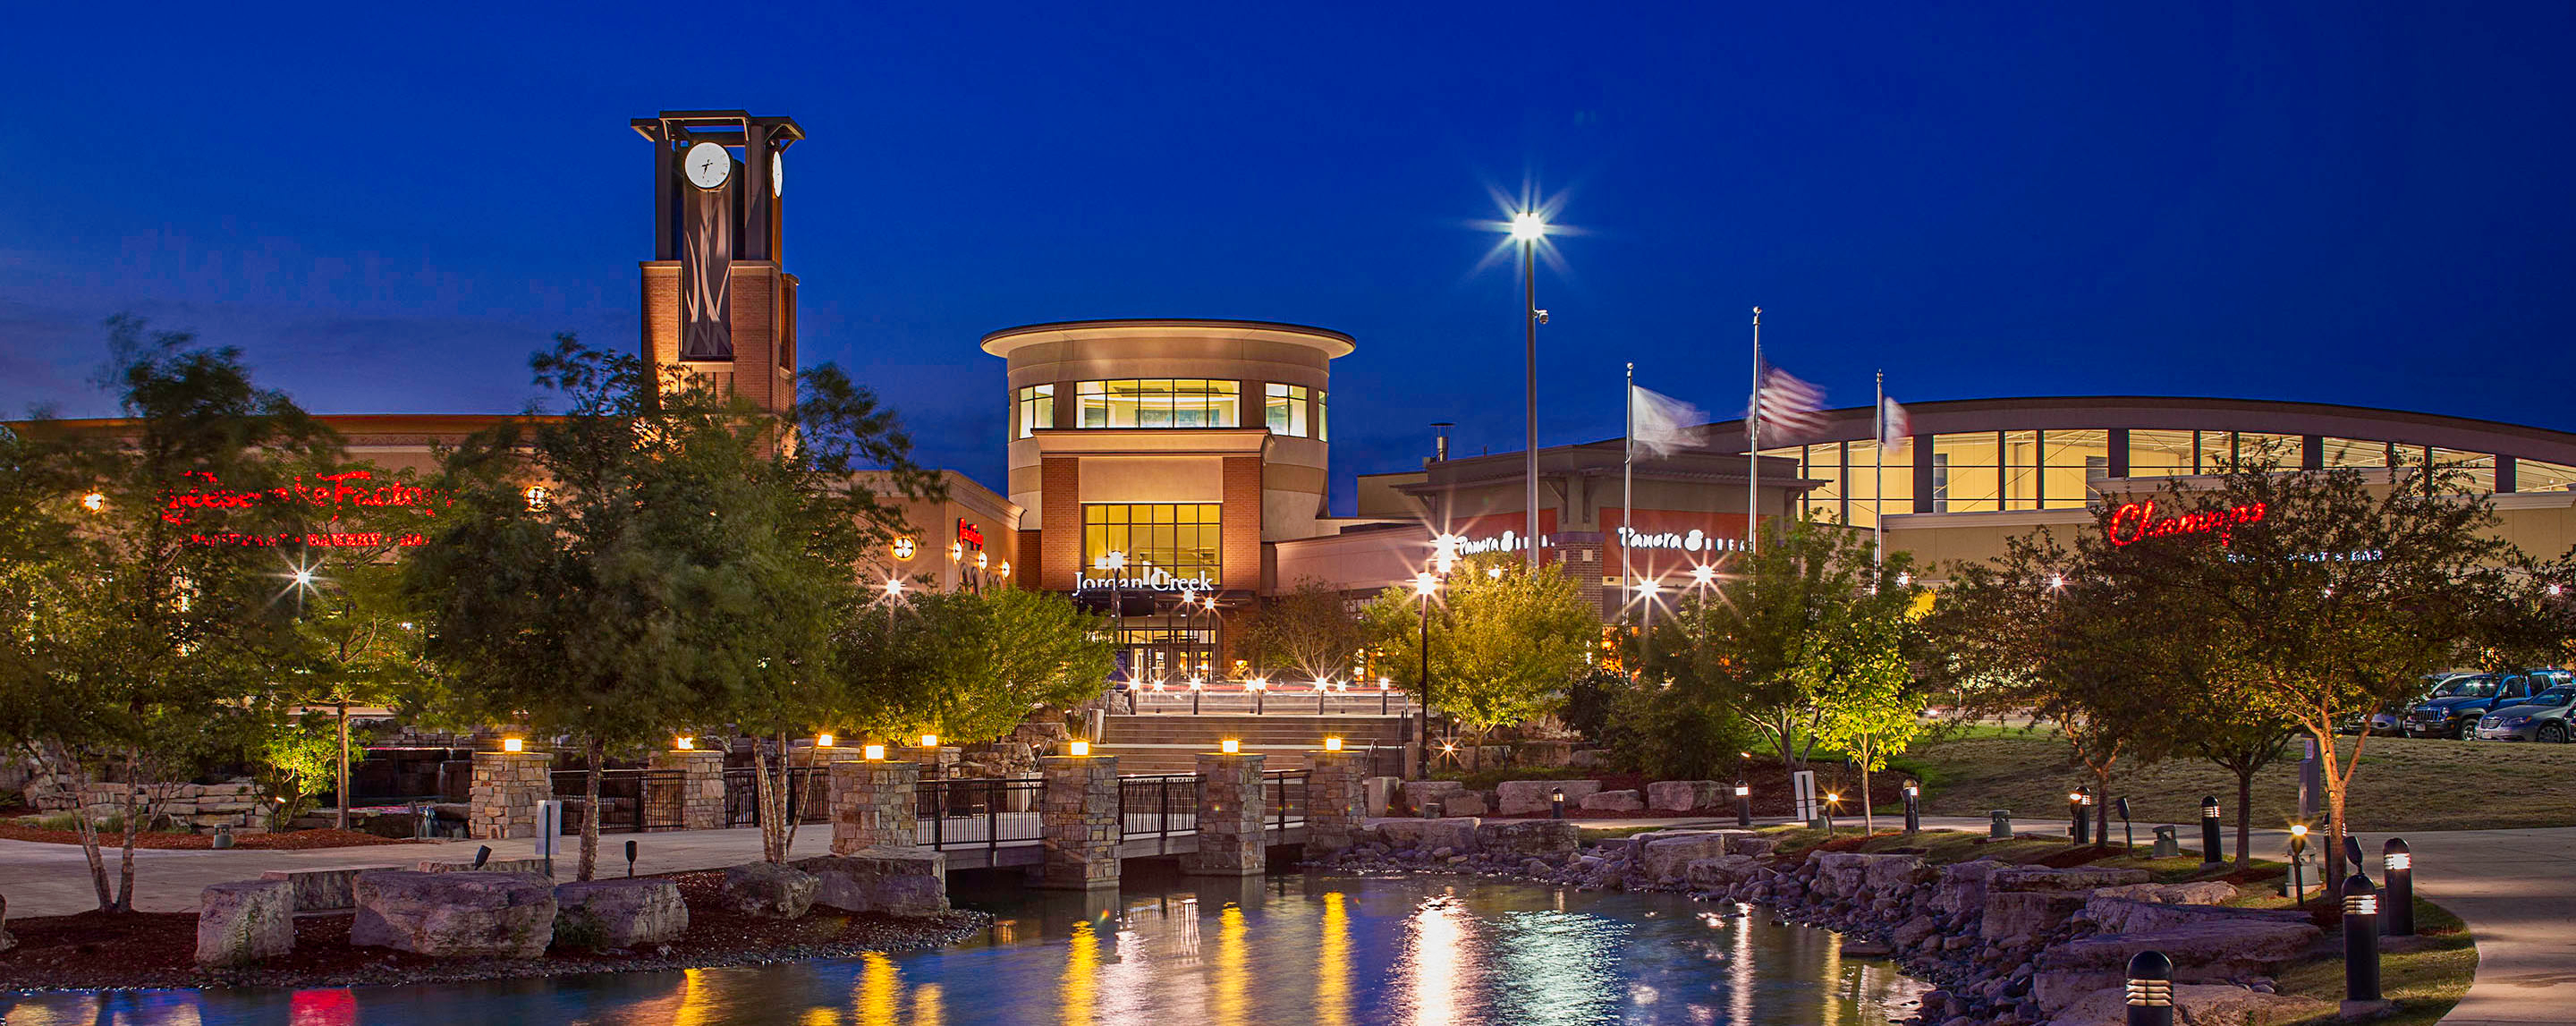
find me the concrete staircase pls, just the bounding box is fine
[1094,714,1412,774]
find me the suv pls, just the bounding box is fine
[2368,672,2482,736]
[2475,686,2576,743]
[2404,671,2572,739]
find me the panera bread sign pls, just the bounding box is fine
[2104,499,2267,547]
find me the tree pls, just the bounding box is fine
[1803,604,1926,835]
[855,588,1115,744]
[0,316,337,910]
[1642,517,1919,773]
[1237,581,1366,684]
[275,543,436,829]
[1361,556,1598,766]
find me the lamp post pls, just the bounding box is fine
[2343,874,2383,1005]
[1903,780,1921,835]
[1412,569,1439,778]
[1096,551,1128,678]
[2383,838,2414,937]
[2123,950,2174,1026]
[2289,824,2310,903]
[1511,209,1546,571]
[2200,795,2224,868]
[1821,792,1841,836]
[1550,786,1565,819]
[2069,788,2091,845]
[1735,780,1753,827]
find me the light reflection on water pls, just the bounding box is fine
[0,872,1924,1025]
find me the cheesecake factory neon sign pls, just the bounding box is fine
[164,470,446,547]
[2104,499,2267,547]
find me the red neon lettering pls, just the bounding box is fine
[2105,500,2267,547]
[162,470,449,526]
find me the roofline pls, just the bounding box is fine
[1648,394,2576,458]
[979,318,1357,359]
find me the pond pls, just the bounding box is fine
[1,870,1928,1025]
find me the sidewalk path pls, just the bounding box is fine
[3,815,2563,1022]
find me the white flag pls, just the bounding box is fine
[1877,396,1912,457]
[1629,385,1707,458]
[1750,368,1827,439]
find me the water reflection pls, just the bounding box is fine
[0,874,1924,1025]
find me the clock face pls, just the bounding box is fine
[684,141,732,190]
[771,151,784,198]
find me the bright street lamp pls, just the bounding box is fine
[1500,207,1550,570]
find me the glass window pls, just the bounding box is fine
[1266,383,1310,437]
[1317,390,1328,442]
[1843,439,1914,528]
[1074,380,1240,429]
[2216,433,2301,471]
[1930,433,2002,513]
[2001,430,2042,511]
[1773,445,1843,521]
[1083,504,1223,581]
[2127,429,2197,477]
[2039,429,2112,509]
[2323,437,2392,470]
[2518,459,2576,492]
[1014,385,1054,440]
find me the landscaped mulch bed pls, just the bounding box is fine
[0,826,432,850]
[0,869,990,991]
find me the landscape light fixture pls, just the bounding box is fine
[80,492,106,512]
[1221,739,1240,754]
[503,737,523,753]
[674,736,693,750]
[892,537,915,560]
[523,485,549,510]
[1325,736,1343,751]
[1068,740,1090,757]
[863,743,886,760]
[817,733,835,747]
[920,733,939,749]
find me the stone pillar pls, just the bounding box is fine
[1184,752,1267,877]
[469,750,554,840]
[1305,750,1366,856]
[829,760,920,854]
[646,750,725,831]
[1037,754,1122,890]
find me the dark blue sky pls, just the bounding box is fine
[8,3,2572,513]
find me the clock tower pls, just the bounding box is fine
[632,110,804,415]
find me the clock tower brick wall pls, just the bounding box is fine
[640,261,799,417]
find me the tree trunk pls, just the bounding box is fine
[2093,765,2114,850]
[335,701,352,831]
[776,732,801,861]
[1859,739,1875,835]
[2234,768,2255,869]
[752,747,781,863]
[578,737,603,882]
[2313,726,2351,896]
[115,751,142,912]
[38,740,114,910]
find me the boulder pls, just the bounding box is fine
[2041,983,2332,1026]
[1932,859,2010,919]
[350,870,555,958]
[801,848,951,918]
[1980,890,2089,940]
[1496,779,1600,815]
[1684,854,1765,890]
[417,857,552,877]
[1988,866,2151,894]
[0,895,13,954]
[1639,831,1738,883]
[1891,913,1940,951]
[1580,789,1645,812]
[1513,739,1573,767]
[1377,817,1481,853]
[1443,791,1489,817]
[2086,880,2235,907]
[552,878,688,949]
[194,879,295,967]
[720,861,819,920]
[1361,776,1401,818]
[1474,819,1581,856]
[1646,780,1722,812]
[261,865,405,912]
[1400,780,1467,814]
[2079,898,2311,941]
[1728,835,1778,858]
[2034,919,2323,1012]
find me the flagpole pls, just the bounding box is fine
[1875,369,1885,573]
[1624,361,1635,630]
[1747,307,1762,555]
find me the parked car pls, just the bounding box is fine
[2475,687,2576,742]
[2403,671,2574,739]
[2366,672,2483,736]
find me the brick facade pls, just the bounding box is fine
[1036,754,1122,890]
[1041,457,1082,591]
[828,760,920,854]
[1303,750,1367,856]
[1220,455,1263,591]
[1183,752,1267,876]
[468,751,555,841]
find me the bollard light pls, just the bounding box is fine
[818,733,835,748]
[2069,789,2089,844]
[1550,786,1565,819]
[2289,825,2310,903]
[2199,796,2224,867]
[2123,949,2175,1026]
[1221,738,1240,754]
[863,743,886,760]
[2384,838,2415,937]
[1991,809,2013,839]
[1823,793,1841,836]
[2343,874,2383,1004]
[625,839,638,878]
[503,737,523,753]
[1903,779,1922,835]
[474,845,492,869]
[1069,740,1090,757]
[2115,796,2135,852]
[674,735,694,750]
[1735,781,1753,828]
[1324,736,1343,752]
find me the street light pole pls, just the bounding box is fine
[1512,211,1547,571]
[1413,570,1439,779]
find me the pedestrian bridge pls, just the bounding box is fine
[913,770,1308,871]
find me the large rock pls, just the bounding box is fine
[1442,791,1489,817]
[1811,852,1928,899]
[801,848,951,918]
[2087,881,2236,908]
[1638,831,1738,883]
[416,857,551,877]
[1932,860,2009,919]
[1684,854,1765,890]
[1580,789,1645,812]
[350,870,556,958]
[552,878,688,949]
[0,894,13,954]
[1496,779,1600,815]
[720,861,819,920]
[195,879,295,967]
[1980,890,2089,940]
[1988,866,2151,894]
[1474,819,1580,856]
[2080,898,2311,941]
[2041,983,2333,1026]
[261,865,405,912]
[1400,780,1467,814]
[2034,918,2324,1012]
[1646,780,1722,812]
[1378,817,1481,852]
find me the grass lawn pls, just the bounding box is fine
[1896,727,2576,832]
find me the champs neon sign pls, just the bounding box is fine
[2105,500,2267,547]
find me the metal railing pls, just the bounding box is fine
[1117,773,1202,852]
[1117,687,1419,717]
[722,766,833,827]
[547,768,685,833]
[1265,769,1309,834]
[915,776,1044,852]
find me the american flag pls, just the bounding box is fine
[1750,367,1827,439]
[1877,395,1912,456]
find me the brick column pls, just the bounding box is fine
[1184,752,1267,877]
[1037,754,1122,890]
[1304,750,1366,856]
[468,750,553,840]
[829,760,920,854]
[647,750,725,831]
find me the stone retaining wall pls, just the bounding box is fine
[34,781,270,832]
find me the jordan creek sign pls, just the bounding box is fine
[1077,567,1217,592]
